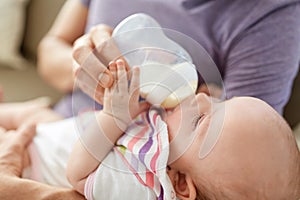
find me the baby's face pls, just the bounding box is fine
[165,93,222,164]
[166,96,295,199]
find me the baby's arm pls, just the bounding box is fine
[67,112,125,194]
[67,60,149,195]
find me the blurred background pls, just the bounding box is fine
[0,0,299,141]
[0,0,65,103]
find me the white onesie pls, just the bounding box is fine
[22,117,78,187]
[23,111,175,200]
[83,110,175,200]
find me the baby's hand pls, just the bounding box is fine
[102,59,150,131]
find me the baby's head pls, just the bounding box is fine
[165,94,300,199]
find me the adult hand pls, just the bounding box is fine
[0,124,35,176]
[72,24,129,104]
[0,125,85,200]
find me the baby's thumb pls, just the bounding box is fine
[138,102,151,113]
[130,102,150,121]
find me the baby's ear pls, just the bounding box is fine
[173,172,197,200]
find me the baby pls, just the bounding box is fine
[66,60,300,199]
[0,59,299,199]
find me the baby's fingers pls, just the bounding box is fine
[108,61,117,81]
[103,62,117,105]
[116,59,128,92]
[129,66,140,102]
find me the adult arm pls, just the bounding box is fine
[0,125,84,200]
[0,177,84,200]
[37,0,88,92]
[223,4,300,114]
[38,0,119,103]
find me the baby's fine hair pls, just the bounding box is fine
[195,122,300,200]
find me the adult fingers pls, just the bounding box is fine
[80,51,114,88]
[89,24,113,49]
[0,124,35,177]
[73,31,113,88]
[90,25,131,73]
[75,69,105,104]
[16,123,36,148]
[73,34,93,65]
[90,25,120,66]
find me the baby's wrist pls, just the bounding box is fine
[96,111,127,142]
[100,110,129,131]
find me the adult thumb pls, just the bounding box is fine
[16,123,36,148]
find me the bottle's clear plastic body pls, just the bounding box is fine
[112,13,198,108]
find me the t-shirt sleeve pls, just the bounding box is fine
[223,3,300,114]
[80,0,90,7]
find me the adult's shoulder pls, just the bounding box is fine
[208,0,300,63]
[217,0,300,33]
[80,0,90,7]
[219,0,300,114]
[243,0,300,29]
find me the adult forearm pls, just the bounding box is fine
[0,175,84,200]
[37,36,74,92]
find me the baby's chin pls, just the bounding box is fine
[166,122,173,142]
[165,115,177,143]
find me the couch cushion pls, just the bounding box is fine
[293,123,300,150]
[0,0,30,69]
[0,67,62,103]
[284,69,300,128]
[21,0,66,61]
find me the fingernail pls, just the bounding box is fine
[98,72,111,86]
[116,59,124,66]
[108,61,114,67]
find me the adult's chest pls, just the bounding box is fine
[87,0,249,79]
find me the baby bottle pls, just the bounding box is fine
[112,13,198,108]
